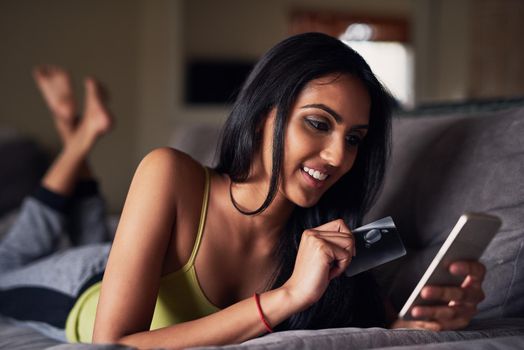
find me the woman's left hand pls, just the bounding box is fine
[391,261,486,331]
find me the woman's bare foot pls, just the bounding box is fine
[82,77,113,137]
[41,77,114,195]
[33,65,78,142]
[69,77,114,153]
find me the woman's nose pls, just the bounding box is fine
[320,138,345,167]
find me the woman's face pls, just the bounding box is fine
[260,73,371,208]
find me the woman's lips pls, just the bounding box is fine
[300,167,328,189]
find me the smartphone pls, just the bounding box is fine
[399,212,502,320]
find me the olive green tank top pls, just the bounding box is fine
[65,167,220,343]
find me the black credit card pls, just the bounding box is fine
[344,217,406,277]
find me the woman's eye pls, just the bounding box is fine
[346,134,362,147]
[306,118,329,131]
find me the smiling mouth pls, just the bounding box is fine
[301,166,329,182]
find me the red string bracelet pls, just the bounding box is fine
[254,293,273,333]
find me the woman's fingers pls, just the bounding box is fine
[421,286,464,302]
[411,304,477,321]
[426,285,484,304]
[310,232,355,252]
[421,284,485,304]
[410,306,473,330]
[314,235,355,280]
[304,231,354,266]
[449,261,486,281]
[326,248,353,280]
[390,319,442,331]
[310,229,356,258]
[449,261,486,289]
[309,218,355,256]
[313,218,351,233]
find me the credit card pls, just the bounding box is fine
[344,217,406,277]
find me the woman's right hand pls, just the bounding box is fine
[281,219,356,310]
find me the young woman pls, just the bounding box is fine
[92,32,485,348]
[0,33,485,348]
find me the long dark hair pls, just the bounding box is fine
[215,32,392,329]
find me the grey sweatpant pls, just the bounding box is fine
[0,194,113,341]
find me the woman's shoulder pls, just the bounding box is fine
[133,147,207,201]
[139,147,202,170]
[138,147,205,179]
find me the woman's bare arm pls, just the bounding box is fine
[117,288,299,349]
[93,148,181,341]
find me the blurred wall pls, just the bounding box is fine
[185,0,411,59]
[179,0,411,124]
[0,0,143,213]
[414,0,473,102]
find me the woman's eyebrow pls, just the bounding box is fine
[300,103,369,131]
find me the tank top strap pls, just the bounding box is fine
[186,166,211,267]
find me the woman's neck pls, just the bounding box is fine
[215,171,295,250]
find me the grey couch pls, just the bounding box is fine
[1,100,524,349]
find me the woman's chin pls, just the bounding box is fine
[292,195,321,208]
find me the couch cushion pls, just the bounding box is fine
[370,335,524,350]
[0,316,61,350]
[0,137,48,216]
[366,105,524,319]
[0,317,137,350]
[189,318,524,350]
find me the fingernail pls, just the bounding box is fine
[450,264,465,275]
[411,307,420,317]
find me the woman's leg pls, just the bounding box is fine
[0,243,110,335]
[38,72,112,197]
[68,183,112,246]
[0,70,113,272]
[0,196,67,272]
[34,65,113,245]
[0,70,114,336]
